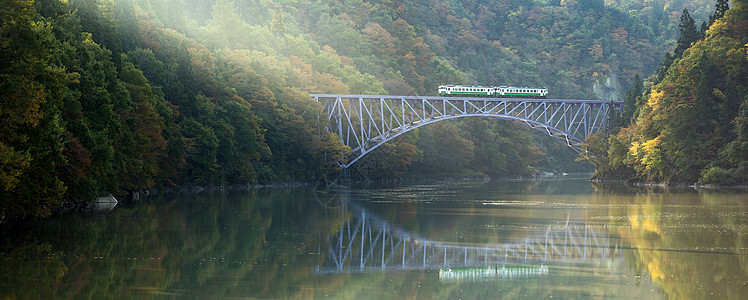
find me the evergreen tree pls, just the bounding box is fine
[619,75,642,128]
[655,52,675,84]
[674,9,702,59]
[700,21,709,37]
[710,0,731,25]
[703,0,732,34]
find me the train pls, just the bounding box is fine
[438,85,548,98]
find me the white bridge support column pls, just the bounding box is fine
[312,94,622,168]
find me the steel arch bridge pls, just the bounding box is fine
[312,94,622,168]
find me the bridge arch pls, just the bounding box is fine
[312,94,622,168]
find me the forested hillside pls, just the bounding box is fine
[586,0,748,185]
[1,0,721,219]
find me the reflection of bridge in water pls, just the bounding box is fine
[316,202,622,277]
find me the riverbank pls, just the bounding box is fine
[590,177,748,191]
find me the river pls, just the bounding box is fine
[2,177,748,299]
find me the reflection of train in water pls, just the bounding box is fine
[438,85,548,98]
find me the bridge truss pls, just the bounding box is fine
[313,95,622,168]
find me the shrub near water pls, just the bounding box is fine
[700,167,735,185]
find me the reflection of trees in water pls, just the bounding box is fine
[609,192,748,299]
[1,190,330,299]
[591,181,701,195]
[5,185,746,299]
[0,242,66,299]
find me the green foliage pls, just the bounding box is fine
[602,1,748,184]
[1,0,67,219]
[674,9,701,59]
[709,0,731,26]
[700,166,735,184]
[617,74,643,128]
[6,0,741,218]
[360,118,547,179]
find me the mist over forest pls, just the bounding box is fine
[2,0,746,219]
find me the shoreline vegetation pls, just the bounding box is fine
[3,0,746,222]
[579,1,748,188]
[590,177,748,190]
[65,173,747,218]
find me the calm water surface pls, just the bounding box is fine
[2,177,748,299]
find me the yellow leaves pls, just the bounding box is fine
[647,89,665,110]
[642,135,662,154]
[706,18,727,37]
[641,135,662,172]
[560,0,578,7]
[629,141,640,157]
[628,135,664,177]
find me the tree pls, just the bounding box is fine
[0,0,67,218]
[270,8,286,38]
[702,0,731,34]
[674,9,701,59]
[118,61,169,188]
[578,0,604,11]
[210,0,247,47]
[710,0,731,25]
[618,75,643,128]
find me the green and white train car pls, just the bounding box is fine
[437,85,494,96]
[438,85,548,98]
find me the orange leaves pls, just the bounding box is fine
[589,44,603,60]
[611,27,629,43]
